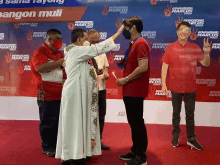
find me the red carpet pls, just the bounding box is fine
[0,120,220,165]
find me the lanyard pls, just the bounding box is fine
[117,36,141,69]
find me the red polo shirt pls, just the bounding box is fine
[123,37,150,97]
[163,40,204,93]
[30,43,66,101]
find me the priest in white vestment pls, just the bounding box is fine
[55,26,124,165]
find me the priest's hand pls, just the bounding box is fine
[91,139,96,148]
[116,78,127,86]
[96,69,103,75]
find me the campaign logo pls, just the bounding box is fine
[196,79,216,87]
[99,32,107,40]
[196,67,201,75]
[209,91,220,97]
[102,4,109,16]
[18,63,25,74]
[108,6,128,14]
[164,5,172,17]
[0,76,4,83]
[183,19,204,27]
[175,17,183,28]
[33,32,47,39]
[212,43,220,49]
[0,33,4,40]
[150,0,157,5]
[115,17,123,28]
[13,23,20,29]
[68,23,75,30]
[155,90,172,97]
[27,30,33,41]
[197,31,219,39]
[4,52,12,63]
[190,28,198,41]
[149,78,161,85]
[11,54,29,62]
[20,23,38,27]
[152,43,170,50]
[107,52,115,64]
[141,31,157,39]
[151,0,178,5]
[0,86,17,94]
[24,65,31,71]
[114,55,124,61]
[172,7,193,15]
[107,88,119,96]
[112,44,120,51]
[0,44,17,51]
[75,21,94,28]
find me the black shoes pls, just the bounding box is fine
[42,150,55,157]
[60,159,86,165]
[120,152,147,165]
[171,135,179,147]
[101,142,110,150]
[120,152,136,160]
[187,138,203,150]
[125,155,147,165]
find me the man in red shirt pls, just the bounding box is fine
[116,17,150,165]
[30,29,66,157]
[161,22,211,150]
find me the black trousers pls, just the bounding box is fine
[171,91,196,139]
[37,100,61,151]
[98,90,107,139]
[123,96,148,157]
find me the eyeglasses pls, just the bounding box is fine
[178,28,191,32]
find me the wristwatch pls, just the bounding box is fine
[125,76,129,82]
[161,84,166,86]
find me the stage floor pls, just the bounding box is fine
[0,120,220,165]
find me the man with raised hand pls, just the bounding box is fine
[55,25,124,165]
[161,21,211,150]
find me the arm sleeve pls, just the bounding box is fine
[162,45,171,64]
[103,54,109,67]
[195,44,205,61]
[137,41,150,60]
[74,37,116,62]
[31,51,48,70]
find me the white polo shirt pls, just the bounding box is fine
[94,53,109,91]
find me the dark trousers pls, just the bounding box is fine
[123,96,148,157]
[37,100,61,151]
[171,91,196,139]
[98,90,107,139]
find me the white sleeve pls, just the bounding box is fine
[103,54,109,68]
[74,37,116,62]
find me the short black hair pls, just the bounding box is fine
[71,28,86,43]
[123,16,143,33]
[177,21,191,30]
[46,29,61,38]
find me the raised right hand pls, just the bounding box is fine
[117,24,125,36]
